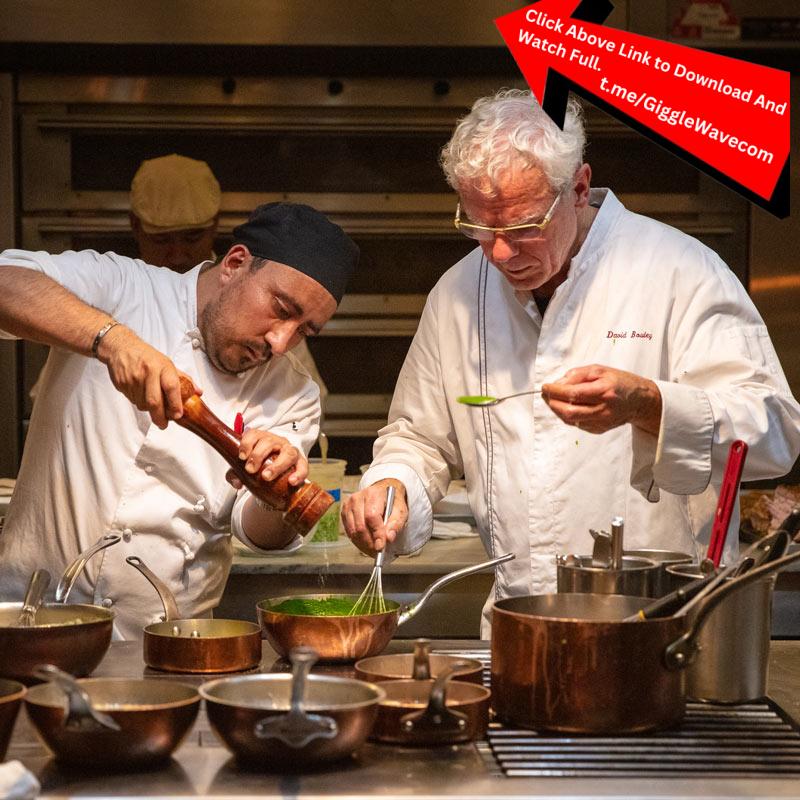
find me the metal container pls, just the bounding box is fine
[624,549,694,596]
[355,639,483,686]
[557,517,659,598]
[200,672,384,769]
[257,554,513,662]
[666,562,775,703]
[127,556,262,674]
[0,679,25,761]
[492,593,688,733]
[25,677,200,768]
[0,603,113,683]
[371,666,491,745]
[556,554,659,597]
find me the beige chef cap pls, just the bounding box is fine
[130,154,221,233]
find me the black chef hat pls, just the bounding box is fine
[232,202,358,304]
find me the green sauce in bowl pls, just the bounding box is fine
[267,596,398,617]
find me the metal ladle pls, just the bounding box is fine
[457,389,542,408]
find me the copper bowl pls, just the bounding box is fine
[0,603,113,683]
[0,679,25,761]
[25,678,200,769]
[200,673,385,769]
[257,594,401,663]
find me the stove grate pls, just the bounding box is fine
[438,648,800,778]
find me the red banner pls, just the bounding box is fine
[495,0,790,216]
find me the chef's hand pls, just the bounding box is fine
[225,429,307,489]
[542,364,662,436]
[95,323,194,429]
[342,478,408,555]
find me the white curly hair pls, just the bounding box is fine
[440,89,586,196]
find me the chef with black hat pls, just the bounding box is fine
[0,202,359,639]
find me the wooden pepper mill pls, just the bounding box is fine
[175,376,333,535]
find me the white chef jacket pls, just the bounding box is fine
[362,189,800,636]
[0,249,320,640]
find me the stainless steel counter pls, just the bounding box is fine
[7,639,800,799]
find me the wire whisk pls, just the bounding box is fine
[349,485,395,616]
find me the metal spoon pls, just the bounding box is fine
[17,569,51,627]
[457,389,542,407]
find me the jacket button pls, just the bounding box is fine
[191,338,201,349]
[144,464,153,474]
[122,528,133,542]
[102,598,113,608]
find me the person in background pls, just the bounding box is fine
[130,153,328,407]
[0,202,358,639]
[342,89,800,635]
[130,153,221,274]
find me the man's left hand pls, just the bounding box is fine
[542,365,662,436]
[225,429,307,489]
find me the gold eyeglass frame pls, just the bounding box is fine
[454,191,562,241]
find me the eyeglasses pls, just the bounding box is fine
[454,192,562,242]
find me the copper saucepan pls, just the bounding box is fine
[355,638,483,685]
[491,543,800,734]
[25,664,199,769]
[371,661,491,745]
[126,556,261,673]
[257,553,514,662]
[0,535,120,683]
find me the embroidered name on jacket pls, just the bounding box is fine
[607,330,653,341]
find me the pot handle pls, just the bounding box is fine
[254,646,338,748]
[663,546,800,670]
[412,639,432,680]
[55,534,121,604]
[398,553,514,625]
[125,555,181,622]
[33,664,120,732]
[398,662,472,742]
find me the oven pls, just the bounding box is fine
[6,68,749,473]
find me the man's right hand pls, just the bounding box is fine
[96,324,195,429]
[342,478,408,556]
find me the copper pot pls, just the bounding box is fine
[200,667,384,769]
[258,553,514,662]
[370,664,490,745]
[0,603,113,683]
[127,556,261,673]
[492,549,800,734]
[0,679,25,761]
[492,593,686,734]
[25,674,199,769]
